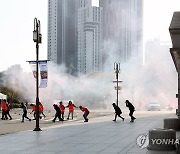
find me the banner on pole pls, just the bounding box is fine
[29,61,37,78]
[39,61,48,88]
[29,60,48,88]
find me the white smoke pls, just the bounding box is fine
[118,39,177,110]
[2,62,115,110]
[2,38,177,111]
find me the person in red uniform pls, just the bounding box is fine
[1,99,8,120]
[66,101,77,120]
[5,101,12,120]
[39,102,46,118]
[79,106,89,122]
[59,101,65,120]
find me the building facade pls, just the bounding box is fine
[99,0,143,68]
[48,0,103,75]
[77,0,103,74]
[48,0,78,75]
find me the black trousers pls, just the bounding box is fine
[6,110,12,119]
[53,112,63,121]
[1,110,7,120]
[129,110,135,120]
[67,111,74,119]
[22,110,30,121]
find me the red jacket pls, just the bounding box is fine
[67,104,76,112]
[1,101,8,111]
[39,104,44,112]
[80,107,89,114]
[60,104,65,113]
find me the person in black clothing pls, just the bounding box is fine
[125,100,136,122]
[21,103,31,122]
[52,104,64,122]
[112,103,124,122]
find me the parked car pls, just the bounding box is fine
[147,102,161,111]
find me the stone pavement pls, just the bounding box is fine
[0,109,113,135]
[0,111,177,154]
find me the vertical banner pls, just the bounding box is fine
[39,61,48,88]
[29,61,48,88]
[29,61,37,78]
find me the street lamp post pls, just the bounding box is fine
[114,63,121,106]
[33,18,42,131]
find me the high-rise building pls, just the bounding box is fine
[99,0,143,68]
[48,0,103,75]
[78,0,91,7]
[77,0,103,74]
[48,0,78,75]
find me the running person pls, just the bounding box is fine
[79,106,89,122]
[39,102,46,118]
[59,101,65,120]
[52,104,64,122]
[125,100,136,122]
[5,101,12,120]
[21,103,31,122]
[112,103,124,122]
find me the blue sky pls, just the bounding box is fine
[0,0,180,72]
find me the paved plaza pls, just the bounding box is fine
[0,110,178,154]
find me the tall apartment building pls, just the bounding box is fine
[48,0,103,75]
[99,0,143,67]
[48,0,78,75]
[77,0,103,74]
